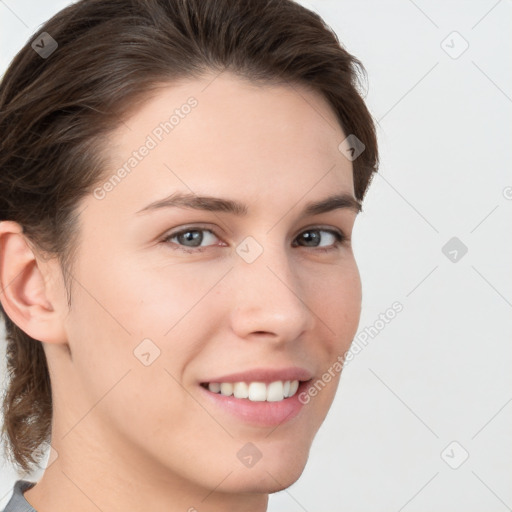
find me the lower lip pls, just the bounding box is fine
[199,382,310,428]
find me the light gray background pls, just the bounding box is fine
[1,1,511,510]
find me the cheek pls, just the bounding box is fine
[300,263,361,425]
[312,259,362,348]
[61,260,214,450]
[92,253,225,340]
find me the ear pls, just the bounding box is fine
[0,220,68,344]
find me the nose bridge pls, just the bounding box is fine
[229,236,314,339]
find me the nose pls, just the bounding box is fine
[228,242,316,343]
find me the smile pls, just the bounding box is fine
[198,367,313,427]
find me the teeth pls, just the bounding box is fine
[248,382,267,401]
[266,381,284,402]
[209,382,221,393]
[207,380,300,401]
[233,382,249,399]
[220,383,233,396]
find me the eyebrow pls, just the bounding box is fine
[135,191,362,216]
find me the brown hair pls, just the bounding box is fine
[0,0,379,475]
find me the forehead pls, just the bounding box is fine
[93,72,354,216]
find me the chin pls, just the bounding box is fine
[223,446,310,494]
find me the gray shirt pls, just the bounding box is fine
[2,481,37,512]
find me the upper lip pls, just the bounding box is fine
[200,366,313,384]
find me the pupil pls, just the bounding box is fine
[180,230,202,247]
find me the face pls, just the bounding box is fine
[49,72,362,496]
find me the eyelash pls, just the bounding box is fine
[161,225,347,254]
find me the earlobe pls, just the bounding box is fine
[0,220,67,344]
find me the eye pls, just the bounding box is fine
[161,225,346,253]
[162,227,222,252]
[293,228,346,251]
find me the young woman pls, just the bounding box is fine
[0,0,378,510]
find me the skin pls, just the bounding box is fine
[0,71,362,512]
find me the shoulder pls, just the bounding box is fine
[2,480,37,512]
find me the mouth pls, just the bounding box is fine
[198,367,313,427]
